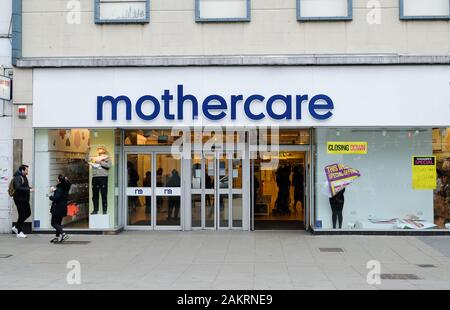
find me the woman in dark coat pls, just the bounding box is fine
[49,175,71,243]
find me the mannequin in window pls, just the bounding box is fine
[329,188,345,229]
[87,145,111,215]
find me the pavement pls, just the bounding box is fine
[0,231,449,290]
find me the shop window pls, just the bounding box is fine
[314,128,450,231]
[400,0,450,20]
[124,129,182,146]
[297,0,352,21]
[34,129,120,230]
[196,0,251,22]
[433,128,450,229]
[95,0,150,24]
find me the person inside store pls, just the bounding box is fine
[87,145,111,215]
[157,168,164,210]
[127,161,140,212]
[166,169,181,221]
[329,188,345,229]
[274,165,291,214]
[143,171,151,214]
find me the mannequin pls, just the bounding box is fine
[329,188,345,229]
[87,145,111,215]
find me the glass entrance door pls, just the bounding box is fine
[125,151,182,230]
[126,153,152,227]
[191,152,243,230]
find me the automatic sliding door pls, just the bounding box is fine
[126,153,152,227]
[205,154,216,228]
[155,153,182,227]
[231,154,243,228]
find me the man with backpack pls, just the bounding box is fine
[9,165,33,238]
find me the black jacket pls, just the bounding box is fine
[13,171,31,202]
[49,180,72,217]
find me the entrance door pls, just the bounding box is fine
[253,150,309,230]
[125,151,182,230]
[191,152,244,230]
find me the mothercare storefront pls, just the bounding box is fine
[31,66,450,233]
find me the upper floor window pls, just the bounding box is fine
[196,0,251,22]
[95,0,150,24]
[297,0,352,21]
[400,0,450,20]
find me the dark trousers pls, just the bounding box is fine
[13,199,31,233]
[167,197,180,219]
[51,215,64,237]
[330,203,344,229]
[92,176,108,213]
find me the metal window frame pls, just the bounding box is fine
[297,0,353,21]
[400,0,450,20]
[195,0,251,23]
[95,0,150,24]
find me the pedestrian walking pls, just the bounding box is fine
[49,175,72,243]
[11,165,33,238]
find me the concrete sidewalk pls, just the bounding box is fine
[0,231,449,290]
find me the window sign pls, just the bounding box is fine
[412,156,437,190]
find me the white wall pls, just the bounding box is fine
[315,128,434,229]
[0,117,12,233]
[0,0,12,233]
[0,0,11,67]
[20,0,450,57]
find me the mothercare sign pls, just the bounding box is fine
[412,156,436,190]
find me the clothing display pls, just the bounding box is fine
[89,152,111,214]
[329,188,345,229]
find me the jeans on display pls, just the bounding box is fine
[92,176,108,214]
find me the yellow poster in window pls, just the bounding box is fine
[327,142,368,154]
[412,156,436,190]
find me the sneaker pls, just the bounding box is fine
[90,211,98,215]
[58,234,69,243]
[11,226,18,234]
[50,237,59,243]
[16,232,27,238]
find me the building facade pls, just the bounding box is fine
[0,0,13,234]
[9,0,450,233]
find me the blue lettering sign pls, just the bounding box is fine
[96,85,334,122]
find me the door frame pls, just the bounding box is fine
[190,150,248,230]
[251,144,312,231]
[123,146,184,231]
